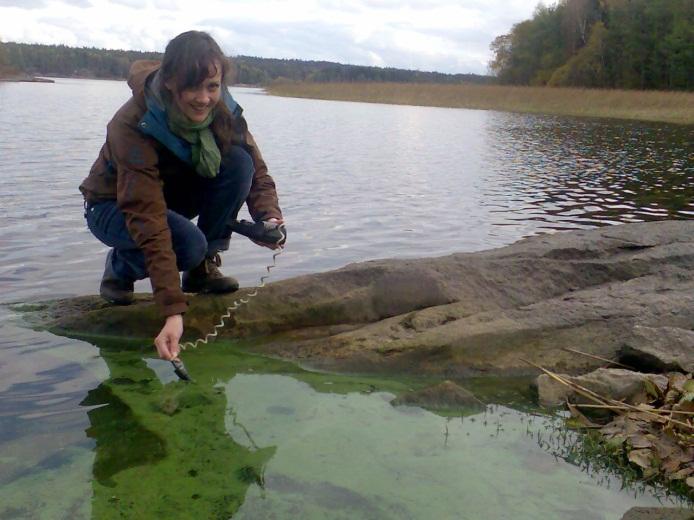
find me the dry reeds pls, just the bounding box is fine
[265,81,694,125]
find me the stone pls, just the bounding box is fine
[391,381,484,410]
[537,368,670,407]
[620,326,694,373]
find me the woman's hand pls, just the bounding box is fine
[251,217,285,250]
[154,314,183,360]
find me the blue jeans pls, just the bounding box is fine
[86,145,254,282]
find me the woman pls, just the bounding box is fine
[80,31,283,362]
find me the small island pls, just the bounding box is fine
[0,64,53,83]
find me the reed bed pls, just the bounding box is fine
[266,82,694,125]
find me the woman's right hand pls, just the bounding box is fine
[154,314,183,360]
[250,218,285,250]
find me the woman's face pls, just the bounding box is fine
[168,62,223,123]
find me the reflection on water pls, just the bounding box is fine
[0,333,686,520]
[483,115,694,232]
[1,79,693,518]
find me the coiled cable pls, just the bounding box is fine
[179,243,284,351]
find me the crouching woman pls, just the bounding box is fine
[79,31,283,361]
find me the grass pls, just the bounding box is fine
[265,81,694,125]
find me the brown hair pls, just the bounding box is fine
[160,31,240,151]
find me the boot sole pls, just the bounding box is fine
[100,293,134,305]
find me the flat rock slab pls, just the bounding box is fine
[14,221,694,376]
[621,326,694,373]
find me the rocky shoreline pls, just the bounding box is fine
[16,220,694,377]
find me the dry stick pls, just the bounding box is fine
[574,403,694,416]
[562,347,633,370]
[520,358,694,432]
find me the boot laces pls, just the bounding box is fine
[204,253,222,276]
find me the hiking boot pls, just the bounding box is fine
[99,250,134,305]
[182,253,239,294]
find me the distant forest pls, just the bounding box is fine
[0,41,489,85]
[489,0,694,90]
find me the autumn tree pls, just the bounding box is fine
[489,0,693,90]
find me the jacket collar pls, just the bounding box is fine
[129,61,243,164]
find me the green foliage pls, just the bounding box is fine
[234,55,490,85]
[0,40,8,66]
[548,21,609,87]
[490,0,693,90]
[4,42,160,79]
[3,42,491,85]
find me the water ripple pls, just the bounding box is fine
[1,81,692,306]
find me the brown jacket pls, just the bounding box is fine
[80,60,282,317]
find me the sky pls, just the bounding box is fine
[0,0,543,75]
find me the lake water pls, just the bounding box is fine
[0,78,692,519]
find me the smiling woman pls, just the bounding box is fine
[78,30,286,364]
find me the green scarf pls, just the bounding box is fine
[167,105,221,179]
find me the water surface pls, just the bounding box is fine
[1,79,692,518]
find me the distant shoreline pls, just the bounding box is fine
[0,72,54,83]
[0,73,262,86]
[265,82,694,125]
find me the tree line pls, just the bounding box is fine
[0,41,489,85]
[490,0,694,90]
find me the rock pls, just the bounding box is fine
[620,507,694,520]
[391,381,484,410]
[537,368,670,407]
[620,326,694,373]
[15,220,694,376]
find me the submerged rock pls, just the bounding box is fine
[391,381,484,410]
[15,220,694,376]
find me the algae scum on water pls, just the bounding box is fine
[0,335,688,520]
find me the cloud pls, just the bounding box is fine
[0,0,91,7]
[0,0,540,74]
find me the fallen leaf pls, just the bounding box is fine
[668,467,694,480]
[628,434,653,450]
[654,436,681,460]
[661,456,683,474]
[669,373,688,394]
[604,434,627,449]
[628,412,667,424]
[628,448,655,469]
